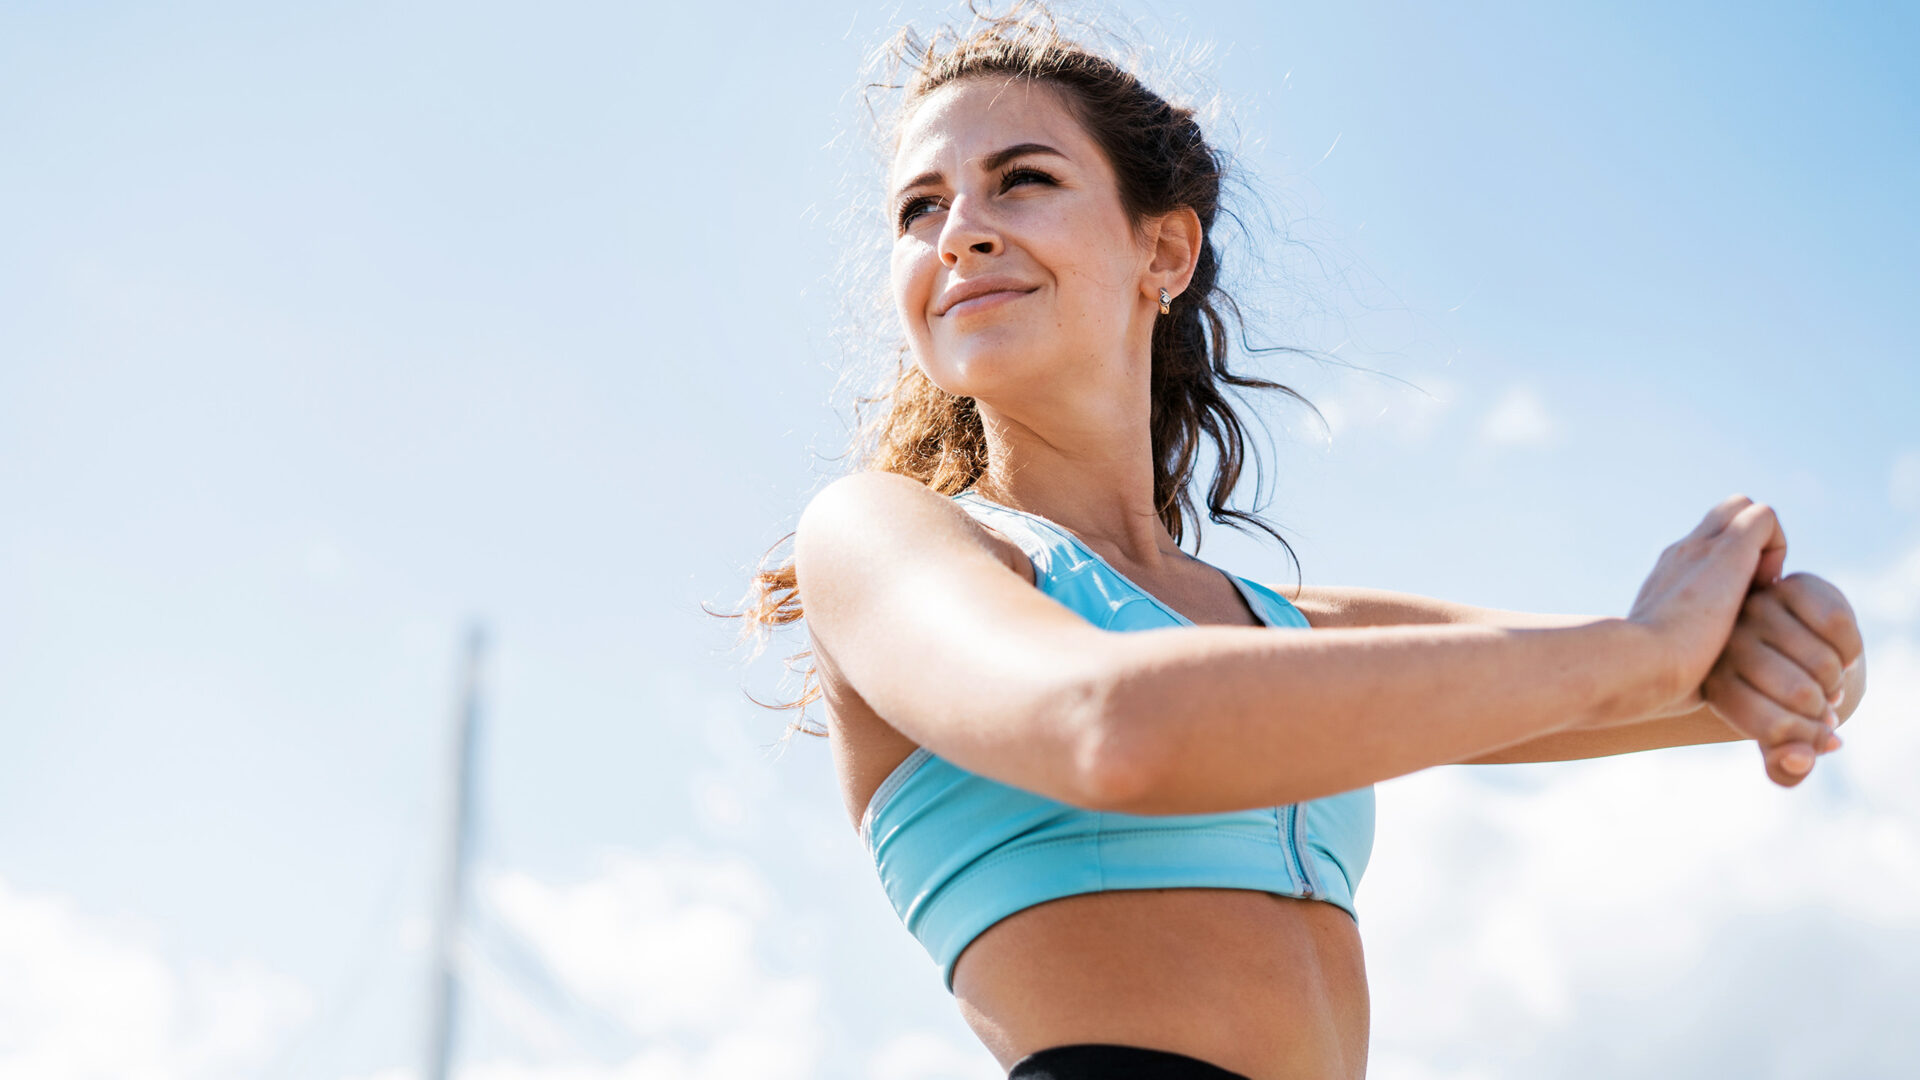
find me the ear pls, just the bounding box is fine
[1142,206,1203,305]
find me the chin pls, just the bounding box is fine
[919,334,1059,398]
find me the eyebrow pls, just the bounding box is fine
[894,142,1069,198]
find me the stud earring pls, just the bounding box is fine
[1158,287,1172,315]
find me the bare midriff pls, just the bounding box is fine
[949,887,1368,1080]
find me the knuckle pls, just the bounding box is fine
[1793,682,1825,716]
[1766,714,1808,745]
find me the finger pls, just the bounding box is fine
[1731,592,1847,711]
[1764,740,1819,788]
[1689,493,1756,543]
[1765,725,1842,776]
[1724,500,1786,586]
[1745,586,1850,702]
[1755,530,1787,587]
[1706,658,1846,749]
[1703,665,1832,749]
[1772,572,1867,671]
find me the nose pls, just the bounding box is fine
[937,194,1001,266]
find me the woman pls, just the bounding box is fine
[730,6,1868,1078]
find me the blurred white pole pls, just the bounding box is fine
[425,622,486,1080]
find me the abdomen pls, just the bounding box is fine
[951,887,1369,1080]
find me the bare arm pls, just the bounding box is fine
[1458,638,1865,763]
[796,473,1124,810]
[1095,617,1662,814]
[1276,584,1866,765]
[797,476,1668,820]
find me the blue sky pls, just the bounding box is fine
[2,2,1916,1078]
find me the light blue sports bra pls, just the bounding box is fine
[859,488,1376,992]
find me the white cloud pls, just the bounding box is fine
[863,1030,1001,1080]
[484,851,811,1045]
[343,849,827,1080]
[1364,538,1920,1078]
[1314,373,1457,446]
[0,877,310,1080]
[1477,385,1557,448]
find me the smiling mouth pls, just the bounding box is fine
[942,288,1036,317]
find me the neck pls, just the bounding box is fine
[969,399,1186,571]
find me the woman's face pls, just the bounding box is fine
[888,76,1157,405]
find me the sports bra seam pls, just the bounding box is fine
[931,835,1103,899]
[925,825,1313,912]
[867,752,1343,847]
[870,749,1356,835]
[1294,800,1322,896]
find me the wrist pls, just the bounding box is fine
[1576,618,1681,730]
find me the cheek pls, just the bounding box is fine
[1049,205,1139,297]
[890,244,935,336]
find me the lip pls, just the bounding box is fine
[934,278,1039,317]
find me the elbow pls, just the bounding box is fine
[1060,654,1164,813]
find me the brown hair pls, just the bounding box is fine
[711,0,1323,741]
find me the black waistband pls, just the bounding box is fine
[1007,1042,1253,1080]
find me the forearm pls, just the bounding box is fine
[1091,617,1663,814]
[1460,638,1866,763]
[1457,704,1741,763]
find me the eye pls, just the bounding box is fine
[1001,166,1057,190]
[894,167,1058,233]
[896,194,943,232]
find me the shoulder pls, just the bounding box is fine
[796,473,1034,586]
[800,469,936,517]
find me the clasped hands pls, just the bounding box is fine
[1702,569,1864,788]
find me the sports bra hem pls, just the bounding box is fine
[860,745,932,849]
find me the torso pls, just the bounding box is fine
[818,521,1369,1080]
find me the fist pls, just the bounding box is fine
[1702,572,1864,787]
